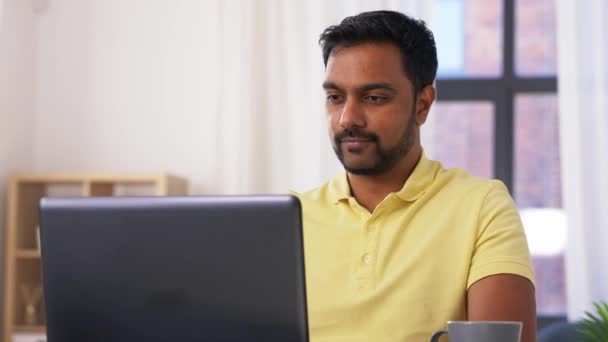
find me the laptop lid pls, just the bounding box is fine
[39,195,308,342]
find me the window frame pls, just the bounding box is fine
[435,0,558,192]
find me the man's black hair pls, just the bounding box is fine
[319,10,438,92]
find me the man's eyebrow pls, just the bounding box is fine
[322,81,398,93]
[322,81,341,90]
[358,82,397,93]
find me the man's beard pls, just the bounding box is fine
[332,109,417,175]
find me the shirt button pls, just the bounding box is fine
[368,225,375,232]
[362,254,371,264]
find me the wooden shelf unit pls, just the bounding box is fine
[14,250,40,259]
[2,173,188,342]
[13,325,46,334]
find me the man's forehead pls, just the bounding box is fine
[327,42,402,67]
[324,43,410,90]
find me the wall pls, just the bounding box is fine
[0,0,36,326]
[31,0,225,194]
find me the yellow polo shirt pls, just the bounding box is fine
[294,154,535,342]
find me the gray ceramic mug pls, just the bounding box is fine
[430,321,522,342]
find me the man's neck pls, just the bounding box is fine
[347,147,422,213]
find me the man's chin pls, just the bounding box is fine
[341,161,381,175]
[334,151,382,174]
[344,167,382,176]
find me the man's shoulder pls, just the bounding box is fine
[288,174,349,217]
[431,165,509,202]
[290,180,334,204]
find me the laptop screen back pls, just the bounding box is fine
[39,195,308,342]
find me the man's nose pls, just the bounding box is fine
[339,98,366,129]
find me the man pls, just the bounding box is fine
[295,10,536,342]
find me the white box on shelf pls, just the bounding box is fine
[12,333,46,342]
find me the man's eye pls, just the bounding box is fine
[326,94,343,103]
[366,95,387,103]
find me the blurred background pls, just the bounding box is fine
[1,0,607,339]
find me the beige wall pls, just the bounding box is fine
[0,0,36,327]
[31,0,224,194]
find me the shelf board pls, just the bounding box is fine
[15,249,41,259]
[12,172,173,184]
[14,325,46,333]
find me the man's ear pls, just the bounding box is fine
[416,85,436,126]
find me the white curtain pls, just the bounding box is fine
[556,0,608,319]
[215,0,434,194]
[0,0,4,30]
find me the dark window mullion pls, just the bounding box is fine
[512,77,557,93]
[436,78,557,98]
[494,91,514,191]
[499,0,516,193]
[436,79,503,101]
[503,0,516,79]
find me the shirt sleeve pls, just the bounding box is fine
[467,181,536,289]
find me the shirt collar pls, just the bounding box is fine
[328,152,438,205]
[328,170,351,204]
[394,152,436,202]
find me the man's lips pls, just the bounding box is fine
[341,138,374,149]
[341,138,372,142]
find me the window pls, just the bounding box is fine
[427,102,494,179]
[431,0,563,314]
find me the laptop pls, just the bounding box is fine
[39,195,308,342]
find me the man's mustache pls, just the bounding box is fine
[335,128,379,142]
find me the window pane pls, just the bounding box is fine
[435,0,503,78]
[514,94,565,314]
[426,102,494,178]
[527,218,567,314]
[515,0,557,76]
[514,94,561,208]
